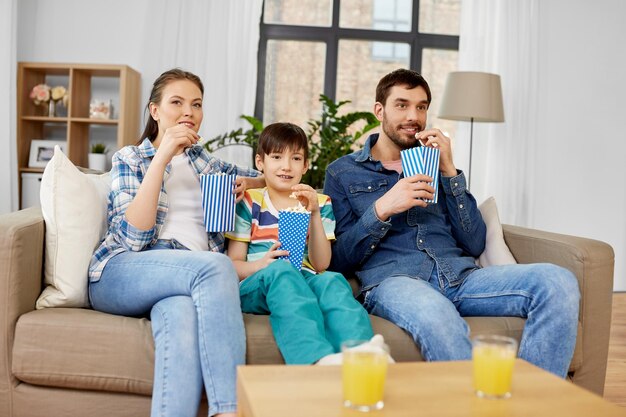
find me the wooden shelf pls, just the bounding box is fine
[16,62,141,208]
[20,167,45,174]
[70,117,119,124]
[21,116,69,122]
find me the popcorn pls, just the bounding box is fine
[282,203,308,213]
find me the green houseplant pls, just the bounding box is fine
[203,95,380,190]
[90,143,108,154]
[88,143,109,171]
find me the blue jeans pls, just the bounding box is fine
[362,263,580,377]
[240,260,373,364]
[88,240,245,417]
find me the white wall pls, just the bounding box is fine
[8,0,626,289]
[8,0,151,214]
[1,1,17,214]
[533,0,626,290]
[17,0,149,71]
[16,0,154,112]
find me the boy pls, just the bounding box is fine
[226,122,384,365]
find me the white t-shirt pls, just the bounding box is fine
[159,153,209,251]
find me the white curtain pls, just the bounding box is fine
[140,0,263,168]
[1,0,18,214]
[457,0,539,226]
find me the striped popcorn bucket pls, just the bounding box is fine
[400,146,440,203]
[200,174,236,232]
[278,210,311,271]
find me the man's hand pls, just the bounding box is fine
[374,175,435,221]
[415,128,457,177]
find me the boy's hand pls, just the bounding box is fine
[290,184,319,213]
[257,242,289,268]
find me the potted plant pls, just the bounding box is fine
[203,95,380,190]
[88,143,109,172]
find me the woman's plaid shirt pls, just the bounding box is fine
[88,138,259,282]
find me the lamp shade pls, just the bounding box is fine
[438,72,505,123]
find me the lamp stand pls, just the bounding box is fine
[468,117,474,190]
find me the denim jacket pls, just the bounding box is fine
[323,134,486,292]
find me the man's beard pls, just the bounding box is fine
[381,113,424,151]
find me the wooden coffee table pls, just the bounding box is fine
[237,360,626,416]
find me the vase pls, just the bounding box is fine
[48,100,56,117]
[88,153,108,172]
[37,102,48,117]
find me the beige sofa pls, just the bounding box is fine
[0,206,615,417]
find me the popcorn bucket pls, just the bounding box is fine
[400,146,440,203]
[278,209,311,270]
[200,174,236,232]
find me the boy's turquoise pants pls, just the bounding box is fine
[239,260,373,364]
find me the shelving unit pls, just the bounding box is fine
[16,62,141,208]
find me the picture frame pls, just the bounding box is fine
[28,139,67,168]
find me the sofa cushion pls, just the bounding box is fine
[37,147,111,309]
[11,308,583,396]
[12,308,154,395]
[477,196,517,267]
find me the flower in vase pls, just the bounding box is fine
[51,86,67,102]
[30,84,51,105]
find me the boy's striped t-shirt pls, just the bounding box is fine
[225,187,335,274]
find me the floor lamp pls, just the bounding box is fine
[438,72,505,190]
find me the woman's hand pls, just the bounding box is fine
[153,125,199,166]
[289,184,320,213]
[234,176,265,203]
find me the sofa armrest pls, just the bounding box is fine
[0,206,45,412]
[502,224,614,394]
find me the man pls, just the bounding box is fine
[323,68,579,377]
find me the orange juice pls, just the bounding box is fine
[472,336,517,399]
[342,350,388,410]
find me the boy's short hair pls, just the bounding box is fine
[257,122,309,160]
[376,68,432,107]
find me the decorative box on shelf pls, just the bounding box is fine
[20,173,42,209]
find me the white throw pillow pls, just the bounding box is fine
[477,196,517,267]
[36,146,111,309]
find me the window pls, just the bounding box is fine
[257,0,460,137]
[371,0,411,61]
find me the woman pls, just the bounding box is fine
[88,68,263,417]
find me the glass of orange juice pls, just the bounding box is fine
[472,335,518,399]
[342,340,389,411]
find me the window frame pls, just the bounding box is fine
[255,0,460,119]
